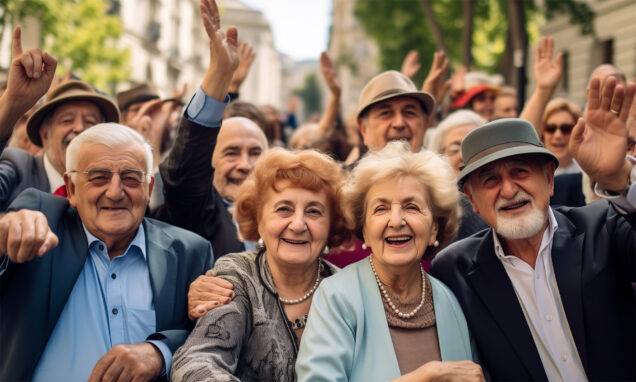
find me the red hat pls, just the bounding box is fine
[452,84,499,109]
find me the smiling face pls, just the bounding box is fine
[212,118,268,202]
[543,110,576,167]
[464,155,554,241]
[65,142,153,254]
[362,176,438,271]
[358,96,429,152]
[258,184,331,270]
[40,101,103,176]
[470,90,497,121]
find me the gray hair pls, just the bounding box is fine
[65,123,153,181]
[428,110,487,154]
[341,141,461,256]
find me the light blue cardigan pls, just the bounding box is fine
[296,257,475,381]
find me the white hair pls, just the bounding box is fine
[428,110,487,154]
[65,123,153,181]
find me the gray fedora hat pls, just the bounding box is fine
[357,70,435,119]
[457,118,559,189]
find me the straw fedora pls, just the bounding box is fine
[457,118,558,190]
[117,83,160,112]
[356,70,435,119]
[26,80,120,147]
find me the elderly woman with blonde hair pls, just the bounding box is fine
[296,142,484,381]
[541,98,582,175]
[171,148,349,381]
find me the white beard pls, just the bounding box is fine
[494,192,547,240]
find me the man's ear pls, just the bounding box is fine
[64,173,77,207]
[39,127,48,148]
[147,176,155,199]
[357,117,369,146]
[546,161,556,197]
[463,182,480,215]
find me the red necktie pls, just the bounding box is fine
[53,185,68,198]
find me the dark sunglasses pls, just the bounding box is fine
[544,123,574,134]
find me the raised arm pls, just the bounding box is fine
[0,26,57,145]
[519,36,563,134]
[570,77,635,192]
[422,51,451,107]
[0,209,58,264]
[228,41,255,96]
[317,52,341,135]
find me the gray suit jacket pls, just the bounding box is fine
[0,188,214,381]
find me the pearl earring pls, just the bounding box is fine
[361,243,367,250]
[257,238,264,247]
[433,240,439,248]
[322,245,330,255]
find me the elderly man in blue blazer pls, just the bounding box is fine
[431,77,636,381]
[0,123,214,381]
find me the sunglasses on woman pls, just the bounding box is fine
[544,123,574,134]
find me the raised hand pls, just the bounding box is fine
[0,26,58,141]
[570,76,636,191]
[229,41,255,94]
[320,52,340,96]
[200,0,239,101]
[0,209,59,264]
[400,50,421,79]
[422,50,451,105]
[450,66,467,99]
[533,36,563,92]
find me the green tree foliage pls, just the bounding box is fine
[354,0,594,79]
[0,0,129,92]
[294,73,323,117]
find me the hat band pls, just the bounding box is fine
[464,142,540,167]
[371,88,411,102]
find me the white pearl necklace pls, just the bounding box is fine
[278,260,323,305]
[369,256,426,319]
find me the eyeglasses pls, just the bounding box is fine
[68,169,147,187]
[544,123,574,134]
[444,143,462,157]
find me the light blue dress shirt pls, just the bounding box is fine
[185,87,229,127]
[31,225,171,381]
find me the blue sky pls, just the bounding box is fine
[239,0,332,61]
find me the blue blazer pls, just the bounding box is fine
[0,188,214,381]
[296,257,475,381]
[0,147,49,211]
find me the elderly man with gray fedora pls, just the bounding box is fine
[0,26,119,211]
[430,76,636,381]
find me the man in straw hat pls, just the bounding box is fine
[431,76,636,381]
[0,26,119,211]
[356,70,435,153]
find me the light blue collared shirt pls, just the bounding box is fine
[31,225,171,381]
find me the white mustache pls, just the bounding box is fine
[495,191,533,211]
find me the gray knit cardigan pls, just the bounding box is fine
[171,248,337,382]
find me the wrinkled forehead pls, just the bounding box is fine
[77,142,147,170]
[218,118,268,149]
[471,155,544,180]
[50,100,103,120]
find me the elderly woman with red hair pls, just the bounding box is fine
[171,148,349,381]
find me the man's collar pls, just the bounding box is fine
[43,154,65,192]
[82,223,147,260]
